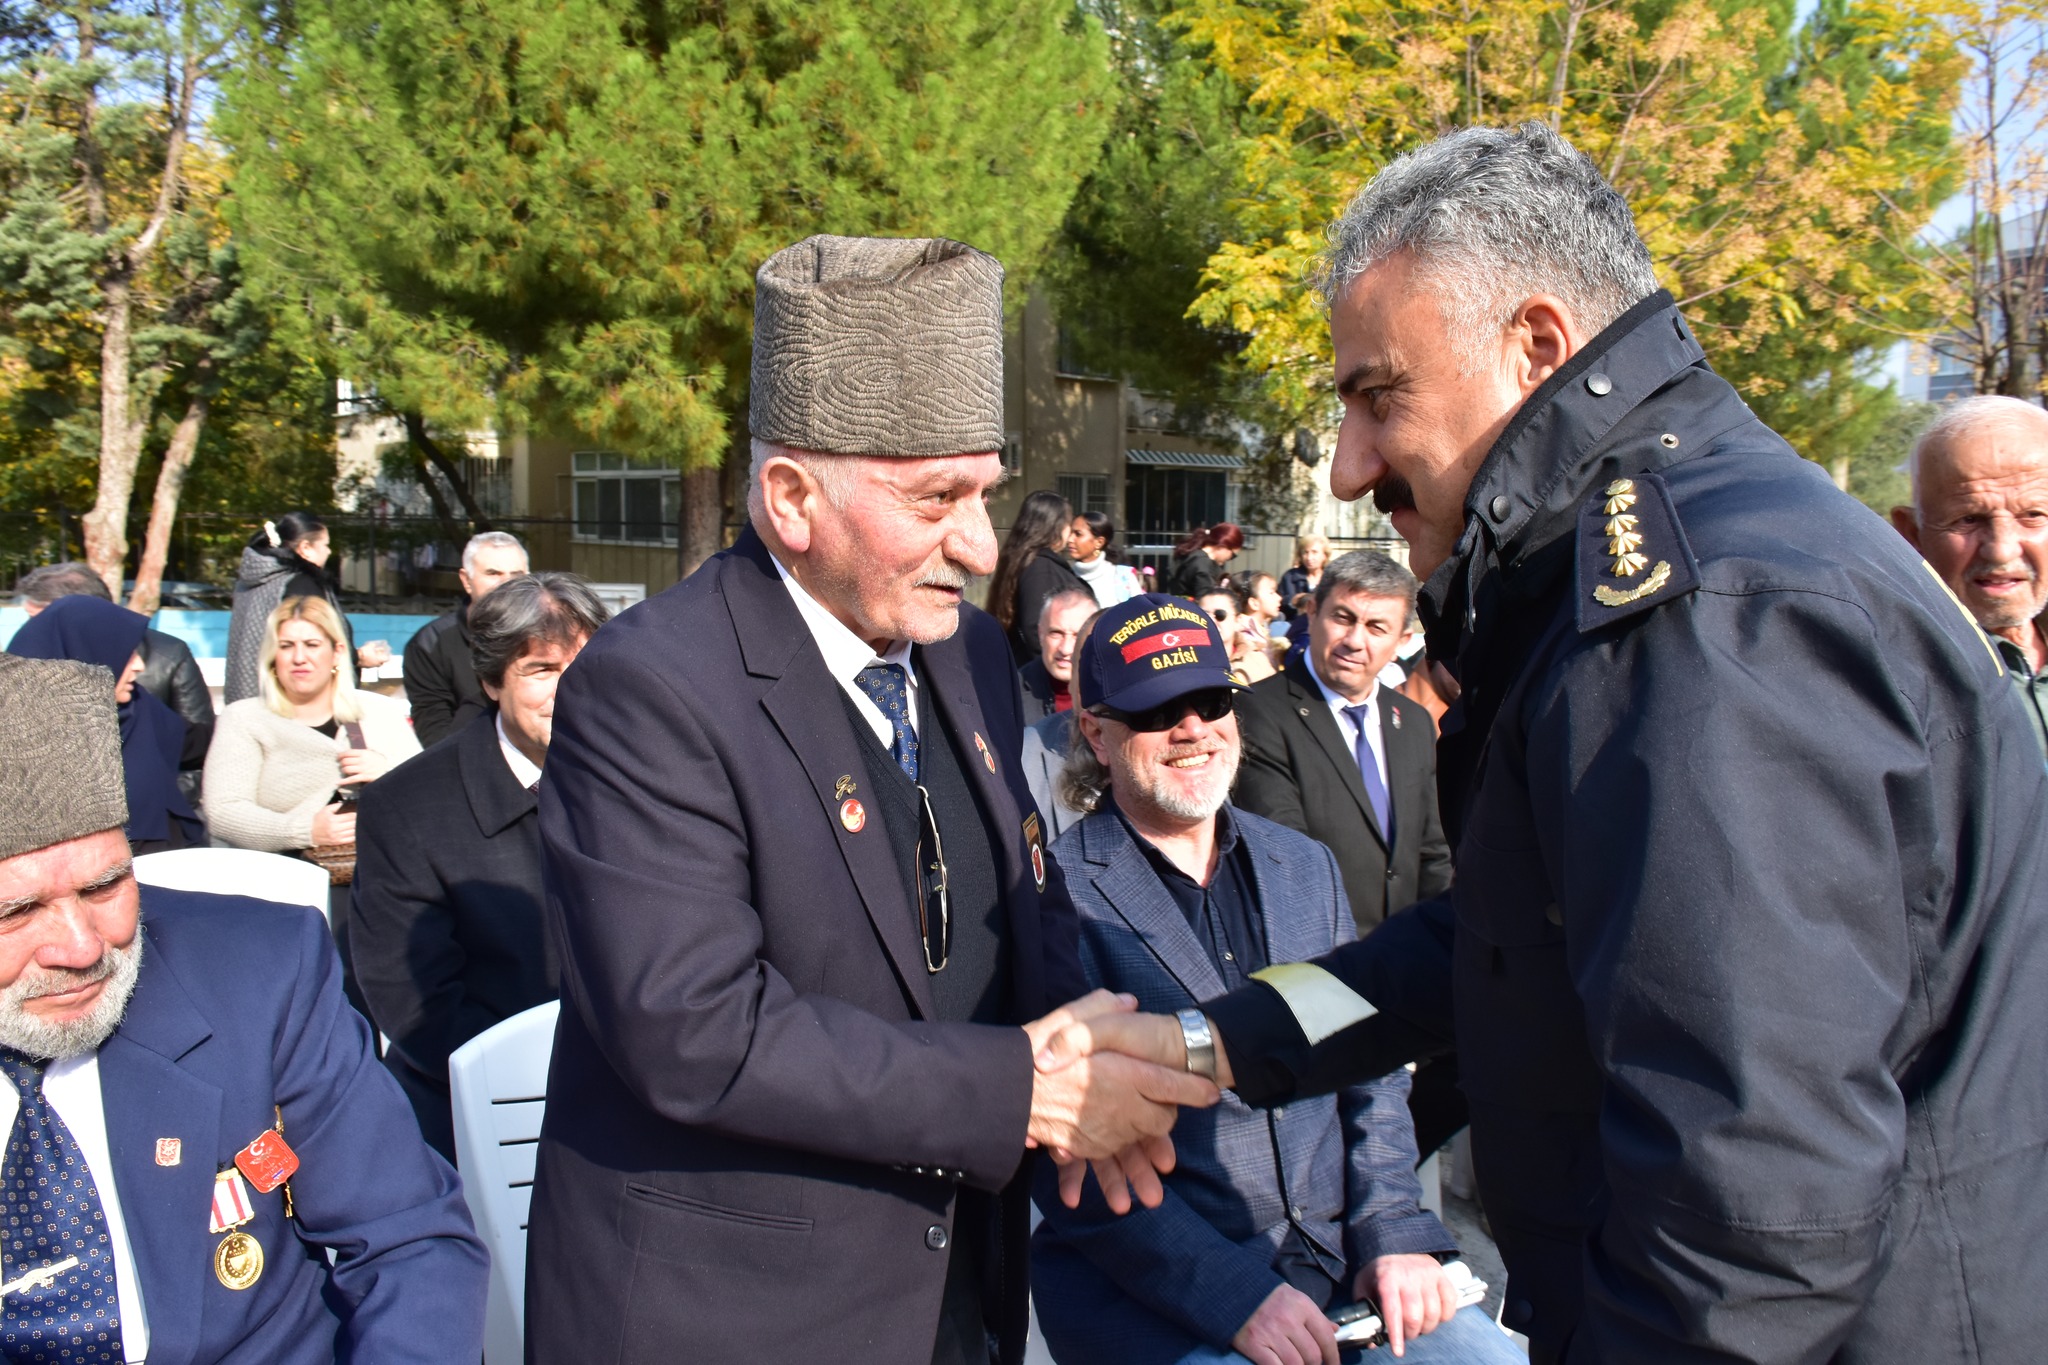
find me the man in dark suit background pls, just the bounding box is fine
[401,530,529,747]
[350,571,609,1159]
[1020,587,1094,721]
[526,234,1216,1365]
[0,654,486,1363]
[1234,550,1460,1155]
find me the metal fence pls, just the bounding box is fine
[3,510,1406,613]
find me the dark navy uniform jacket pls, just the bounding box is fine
[113,887,487,1363]
[1204,292,2048,1363]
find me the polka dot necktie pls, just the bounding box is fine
[854,663,920,782]
[0,1050,122,1364]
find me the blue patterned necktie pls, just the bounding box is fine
[1342,703,1394,841]
[854,662,920,781]
[0,1050,122,1363]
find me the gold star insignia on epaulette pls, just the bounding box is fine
[1593,479,1672,606]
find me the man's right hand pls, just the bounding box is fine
[1231,1283,1339,1365]
[1022,991,1219,1213]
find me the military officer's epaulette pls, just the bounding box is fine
[1575,470,1700,633]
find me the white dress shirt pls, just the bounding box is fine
[1305,651,1390,798]
[771,553,920,747]
[497,711,543,790]
[0,1053,150,1362]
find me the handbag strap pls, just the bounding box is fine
[340,720,367,750]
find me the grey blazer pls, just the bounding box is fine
[1019,710,1084,841]
[1030,805,1453,1364]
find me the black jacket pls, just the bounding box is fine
[1167,550,1222,600]
[1233,658,1450,935]
[1018,657,1067,723]
[347,712,553,1161]
[1201,293,2048,1363]
[401,607,487,748]
[526,526,1087,1365]
[137,627,214,776]
[1008,552,1089,663]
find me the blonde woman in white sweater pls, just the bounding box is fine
[204,595,421,855]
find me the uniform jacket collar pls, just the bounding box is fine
[1419,291,1708,663]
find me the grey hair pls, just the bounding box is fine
[1907,396,2048,506]
[461,530,527,574]
[469,571,612,688]
[15,563,112,606]
[1319,123,1659,371]
[746,437,859,523]
[1055,716,1112,816]
[1315,550,1419,613]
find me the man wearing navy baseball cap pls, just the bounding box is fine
[1032,595,1509,1365]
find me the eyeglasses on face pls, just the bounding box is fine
[1092,688,1235,733]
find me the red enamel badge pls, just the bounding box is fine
[840,798,866,833]
[235,1129,299,1194]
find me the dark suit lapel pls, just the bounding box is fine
[1285,660,1388,851]
[919,638,1048,1015]
[1083,817,1227,1003]
[725,529,937,1019]
[1378,691,1416,864]
[458,708,536,836]
[100,922,221,1365]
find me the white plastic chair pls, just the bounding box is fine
[450,1000,559,1365]
[132,847,331,922]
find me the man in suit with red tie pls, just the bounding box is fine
[524,235,1216,1365]
[1233,549,1459,1153]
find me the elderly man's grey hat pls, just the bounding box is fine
[750,235,1006,457]
[0,654,128,860]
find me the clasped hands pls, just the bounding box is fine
[1022,991,1233,1213]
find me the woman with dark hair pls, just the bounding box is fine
[988,489,1088,662]
[8,595,206,852]
[224,511,390,704]
[1067,510,1143,608]
[1166,521,1244,599]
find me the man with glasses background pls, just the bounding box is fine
[1031,596,1518,1365]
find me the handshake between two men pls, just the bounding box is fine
[1019,990,1231,1214]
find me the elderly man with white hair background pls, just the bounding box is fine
[402,529,531,747]
[1890,394,2048,757]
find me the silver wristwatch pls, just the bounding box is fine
[1176,1008,1217,1082]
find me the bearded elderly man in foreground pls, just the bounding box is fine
[0,654,486,1364]
[525,235,1216,1365]
[1039,123,2048,1364]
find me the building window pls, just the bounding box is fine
[573,452,679,544]
[1057,474,1112,518]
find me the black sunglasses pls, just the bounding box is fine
[1093,688,1235,733]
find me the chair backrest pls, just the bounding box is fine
[132,848,331,922]
[449,1000,559,1365]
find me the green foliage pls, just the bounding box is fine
[222,0,1117,471]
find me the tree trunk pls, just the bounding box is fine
[83,273,145,598]
[403,412,495,532]
[129,389,209,615]
[1830,455,1851,492]
[678,462,723,578]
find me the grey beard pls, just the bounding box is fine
[1114,743,1241,823]
[0,936,144,1061]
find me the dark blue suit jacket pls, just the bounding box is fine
[527,526,1087,1365]
[110,886,487,1364]
[1031,807,1453,1364]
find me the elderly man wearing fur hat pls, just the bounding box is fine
[525,236,1217,1365]
[0,654,487,1363]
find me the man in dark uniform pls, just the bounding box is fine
[1038,123,2048,1364]
[525,235,1216,1365]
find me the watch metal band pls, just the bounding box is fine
[1176,1008,1217,1082]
